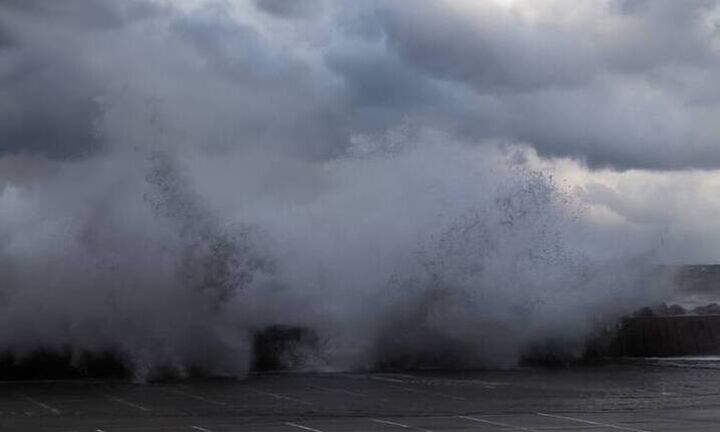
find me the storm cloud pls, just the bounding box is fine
[1,0,720,167]
[371,0,720,169]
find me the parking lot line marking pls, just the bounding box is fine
[173,389,228,407]
[370,376,406,383]
[24,397,61,415]
[250,389,314,405]
[191,426,215,432]
[385,373,418,380]
[373,418,412,428]
[459,415,534,431]
[537,413,652,432]
[374,382,466,401]
[306,384,366,397]
[285,421,325,432]
[372,418,434,431]
[397,386,466,401]
[100,392,151,412]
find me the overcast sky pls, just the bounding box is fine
[1,0,719,263]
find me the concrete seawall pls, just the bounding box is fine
[611,315,720,357]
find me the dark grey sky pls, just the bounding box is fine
[0,0,719,169]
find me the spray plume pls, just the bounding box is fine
[0,0,680,379]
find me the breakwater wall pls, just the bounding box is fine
[610,315,720,357]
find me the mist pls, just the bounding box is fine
[0,0,707,379]
[0,136,669,378]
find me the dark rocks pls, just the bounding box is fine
[252,325,322,371]
[632,303,687,317]
[691,303,720,315]
[0,349,129,380]
[667,304,687,315]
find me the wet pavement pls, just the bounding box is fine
[2,364,720,431]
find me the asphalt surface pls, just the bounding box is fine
[3,364,720,431]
